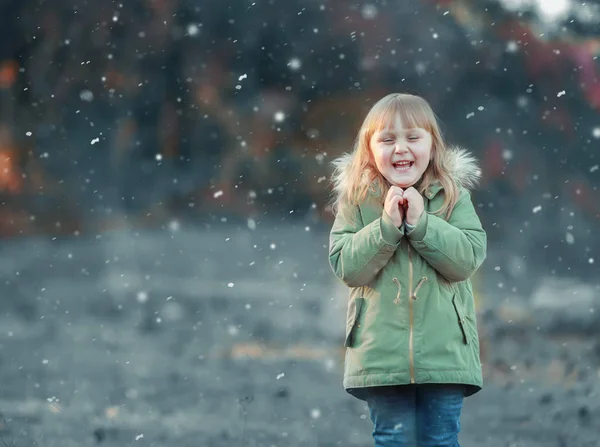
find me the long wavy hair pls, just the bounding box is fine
[330,93,459,219]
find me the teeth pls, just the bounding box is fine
[393,161,412,171]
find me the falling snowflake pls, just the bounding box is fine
[506,41,519,52]
[274,111,285,122]
[187,24,199,36]
[137,292,148,303]
[324,358,335,371]
[415,61,427,75]
[213,190,223,199]
[288,58,301,70]
[80,90,94,101]
[535,0,571,22]
[360,4,378,19]
[517,96,528,108]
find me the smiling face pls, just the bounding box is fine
[369,114,433,188]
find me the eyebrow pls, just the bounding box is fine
[378,127,425,134]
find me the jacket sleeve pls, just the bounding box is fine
[329,201,404,287]
[406,188,486,282]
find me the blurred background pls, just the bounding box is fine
[0,0,599,445]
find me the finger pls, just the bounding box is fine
[403,190,418,202]
[391,197,404,207]
[406,189,421,200]
[391,192,403,202]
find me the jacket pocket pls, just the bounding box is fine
[344,297,365,348]
[451,295,469,345]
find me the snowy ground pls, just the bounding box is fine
[0,222,598,446]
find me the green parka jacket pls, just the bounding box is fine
[329,148,487,399]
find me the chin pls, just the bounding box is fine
[390,176,416,189]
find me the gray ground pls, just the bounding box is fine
[0,221,598,446]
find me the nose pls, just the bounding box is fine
[394,142,408,153]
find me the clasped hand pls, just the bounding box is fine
[384,186,424,228]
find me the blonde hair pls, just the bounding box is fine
[330,93,459,219]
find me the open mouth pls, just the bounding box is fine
[393,161,414,172]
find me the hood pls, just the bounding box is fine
[331,146,482,201]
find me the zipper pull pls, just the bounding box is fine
[412,276,428,300]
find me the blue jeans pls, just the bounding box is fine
[365,384,465,447]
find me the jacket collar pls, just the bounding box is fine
[332,146,482,203]
[425,146,482,198]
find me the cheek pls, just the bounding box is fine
[371,148,385,168]
[418,156,431,169]
[416,145,432,163]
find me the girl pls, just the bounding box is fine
[328,93,486,446]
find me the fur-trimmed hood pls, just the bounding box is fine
[331,146,482,201]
